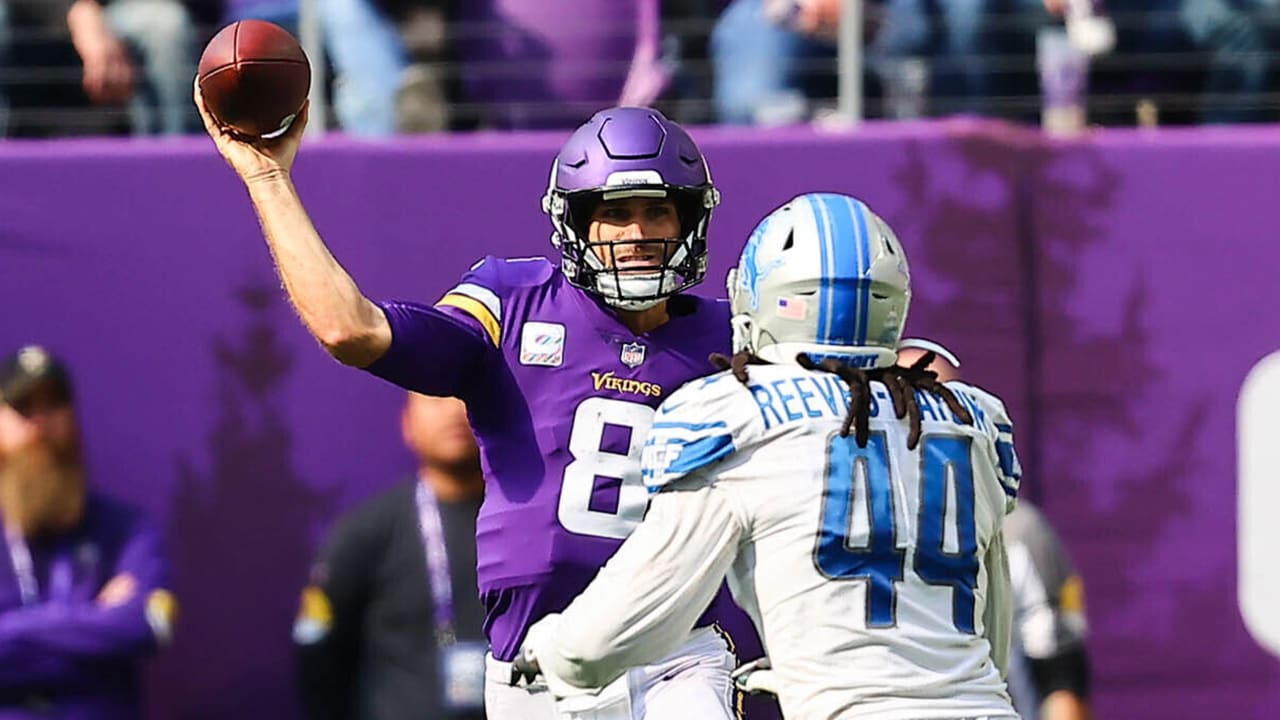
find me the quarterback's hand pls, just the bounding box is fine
[509,646,541,686]
[195,79,309,183]
[732,658,780,695]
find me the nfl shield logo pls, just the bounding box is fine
[620,342,646,368]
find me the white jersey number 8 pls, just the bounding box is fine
[558,397,656,540]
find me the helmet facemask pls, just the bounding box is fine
[549,185,714,311]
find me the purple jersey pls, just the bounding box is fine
[0,492,173,719]
[367,256,732,660]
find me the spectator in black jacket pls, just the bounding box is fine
[293,392,486,720]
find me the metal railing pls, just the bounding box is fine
[1,0,1277,138]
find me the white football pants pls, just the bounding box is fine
[484,626,737,719]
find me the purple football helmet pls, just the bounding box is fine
[541,106,720,310]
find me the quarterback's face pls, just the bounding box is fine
[587,197,681,274]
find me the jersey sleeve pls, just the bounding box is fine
[433,255,514,346]
[529,478,746,696]
[640,372,758,491]
[983,528,1014,679]
[435,255,554,345]
[365,256,551,400]
[949,382,1022,509]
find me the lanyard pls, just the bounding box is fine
[4,530,38,605]
[415,481,456,647]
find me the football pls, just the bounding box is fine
[197,20,310,138]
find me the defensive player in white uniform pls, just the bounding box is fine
[898,349,1090,720]
[513,193,1023,719]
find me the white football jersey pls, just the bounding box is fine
[528,362,1021,720]
[650,363,1021,719]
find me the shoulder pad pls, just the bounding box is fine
[642,372,744,490]
[436,256,554,345]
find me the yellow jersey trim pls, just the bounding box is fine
[437,293,501,346]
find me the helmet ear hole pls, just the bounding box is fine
[782,230,795,251]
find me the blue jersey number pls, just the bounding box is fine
[815,432,978,632]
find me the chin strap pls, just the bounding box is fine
[601,295,666,312]
[594,270,680,311]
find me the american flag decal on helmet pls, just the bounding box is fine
[776,296,808,320]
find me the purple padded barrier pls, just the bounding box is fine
[1,119,1275,718]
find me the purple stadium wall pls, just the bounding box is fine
[0,120,1275,718]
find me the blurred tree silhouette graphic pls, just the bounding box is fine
[152,282,338,720]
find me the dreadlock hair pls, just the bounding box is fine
[709,349,974,450]
[709,351,771,384]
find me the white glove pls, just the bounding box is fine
[510,614,559,688]
[731,658,781,696]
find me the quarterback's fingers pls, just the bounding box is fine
[274,99,310,145]
[193,79,223,136]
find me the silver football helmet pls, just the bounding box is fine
[727,193,911,369]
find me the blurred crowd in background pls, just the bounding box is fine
[0,0,1277,139]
